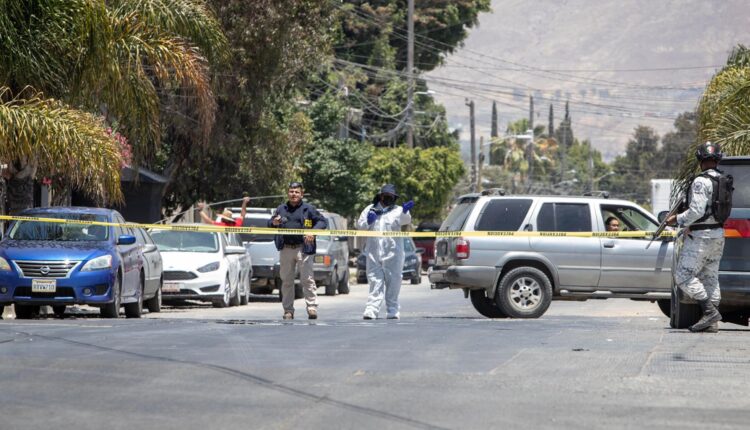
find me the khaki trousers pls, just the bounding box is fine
[279,246,317,313]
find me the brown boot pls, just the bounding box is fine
[283,311,293,320]
[307,308,318,320]
[689,299,721,332]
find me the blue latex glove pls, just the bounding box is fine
[367,210,378,225]
[402,200,415,213]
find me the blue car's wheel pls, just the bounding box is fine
[124,274,144,318]
[101,275,121,318]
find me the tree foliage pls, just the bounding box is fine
[675,44,750,196]
[302,137,373,218]
[158,0,335,209]
[0,0,226,211]
[366,146,465,221]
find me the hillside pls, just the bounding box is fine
[426,0,750,161]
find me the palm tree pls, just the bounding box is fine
[0,0,227,213]
[674,44,750,196]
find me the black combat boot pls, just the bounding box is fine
[689,299,721,332]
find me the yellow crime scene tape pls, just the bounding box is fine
[0,215,677,239]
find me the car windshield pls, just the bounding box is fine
[239,218,275,243]
[8,213,110,241]
[151,230,219,252]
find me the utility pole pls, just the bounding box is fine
[405,0,415,148]
[529,95,534,133]
[466,99,476,192]
[478,136,484,192]
[588,140,595,192]
[337,75,349,140]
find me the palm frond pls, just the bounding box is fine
[108,0,229,65]
[0,87,123,203]
[0,0,111,97]
[93,12,216,162]
[673,65,750,200]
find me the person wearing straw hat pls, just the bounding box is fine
[357,184,414,320]
[197,196,250,226]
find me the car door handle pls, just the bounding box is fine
[603,240,615,248]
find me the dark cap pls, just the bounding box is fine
[288,181,304,189]
[378,184,399,197]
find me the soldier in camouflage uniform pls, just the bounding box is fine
[667,142,726,333]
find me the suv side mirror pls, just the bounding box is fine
[337,236,349,242]
[657,211,669,223]
[415,248,425,254]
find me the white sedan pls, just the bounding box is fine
[150,226,246,308]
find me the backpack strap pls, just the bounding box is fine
[693,172,717,224]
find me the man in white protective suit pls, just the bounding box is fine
[357,184,414,320]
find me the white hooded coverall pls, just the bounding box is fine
[357,203,412,318]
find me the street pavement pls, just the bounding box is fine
[1,275,750,430]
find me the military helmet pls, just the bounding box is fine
[695,141,723,161]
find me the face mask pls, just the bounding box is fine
[381,195,395,206]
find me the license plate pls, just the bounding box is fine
[428,259,435,265]
[31,278,56,293]
[162,282,182,293]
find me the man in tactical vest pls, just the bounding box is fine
[666,141,728,333]
[268,182,327,320]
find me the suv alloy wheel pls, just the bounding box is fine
[495,267,553,318]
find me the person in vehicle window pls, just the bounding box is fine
[197,196,250,226]
[605,217,620,232]
[268,182,327,320]
[666,141,726,333]
[357,184,413,320]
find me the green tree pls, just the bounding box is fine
[366,146,465,221]
[676,44,750,194]
[0,0,226,213]
[302,138,373,218]
[609,126,660,205]
[159,0,335,210]
[331,0,490,147]
[656,111,697,176]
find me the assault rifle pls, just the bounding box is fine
[646,200,683,249]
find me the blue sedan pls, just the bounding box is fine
[0,207,152,318]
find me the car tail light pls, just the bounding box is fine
[455,238,470,259]
[724,219,750,238]
[314,255,332,266]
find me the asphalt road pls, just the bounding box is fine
[1,276,750,430]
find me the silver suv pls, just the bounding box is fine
[428,193,673,318]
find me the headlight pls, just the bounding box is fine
[81,255,112,272]
[0,257,11,272]
[197,261,220,273]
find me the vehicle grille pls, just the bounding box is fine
[164,271,198,281]
[14,260,80,278]
[14,286,76,299]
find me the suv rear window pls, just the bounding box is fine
[475,199,532,231]
[537,203,591,232]
[721,163,750,208]
[440,198,477,231]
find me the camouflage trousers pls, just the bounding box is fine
[674,234,725,305]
